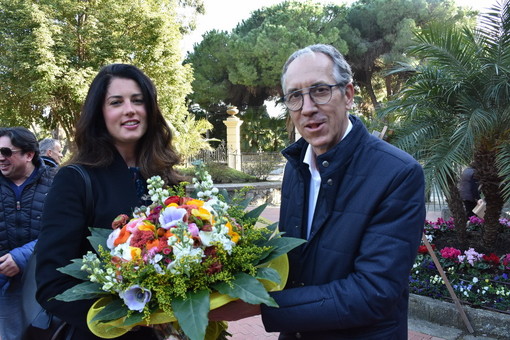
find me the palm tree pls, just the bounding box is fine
[380,0,510,251]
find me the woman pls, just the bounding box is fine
[35,64,183,339]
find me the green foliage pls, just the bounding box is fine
[171,116,214,164]
[380,0,510,248]
[185,0,475,136]
[185,1,349,111]
[240,106,288,152]
[344,0,476,110]
[0,0,202,149]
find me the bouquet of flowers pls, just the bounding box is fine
[55,162,304,340]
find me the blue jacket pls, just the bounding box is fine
[0,163,56,291]
[261,115,425,339]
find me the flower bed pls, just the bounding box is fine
[410,217,510,314]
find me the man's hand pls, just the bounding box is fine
[209,300,261,321]
[0,253,20,277]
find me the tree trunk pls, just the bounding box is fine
[474,147,505,251]
[363,71,380,112]
[445,178,467,248]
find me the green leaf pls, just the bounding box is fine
[122,312,145,327]
[57,258,88,280]
[255,237,306,265]
[172,290,210,340]
[54,281,104,301]
[236,197,252,209]
[213,272,278,307]
[266,222,278,234]
[90,299,128,322]
[260,237,306,264]
[88,227,112,253]
[256,267,280,284]
[218,189,231,204]
[244,203,268,220]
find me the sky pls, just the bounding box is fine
[181,0,496,55]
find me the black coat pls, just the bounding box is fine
[36,153,157,340]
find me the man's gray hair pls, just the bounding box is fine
[281,44,353,92]
[39,138,58,155]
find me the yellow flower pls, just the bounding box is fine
[138,222,156,232]
[130,247,141,260]
[226,221,240,243]
[192,207,212,222]
[187,199,205,207]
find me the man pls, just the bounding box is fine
[459,165,480,217]
[210,44,425,339]
[39,138,63,167]
[0,127,56,340]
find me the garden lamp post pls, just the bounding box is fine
[224,106,243,171]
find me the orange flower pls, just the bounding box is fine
[146,239,160,250]
[114,225,131,247]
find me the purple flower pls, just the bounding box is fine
[120,285,151,312]
[159,206,187,230]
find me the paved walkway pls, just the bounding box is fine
[225,206,446,339]
[227,316,444,339]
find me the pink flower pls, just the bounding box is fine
[187,223,199,237]
[440,247,461,259]
[501,254,510,267]
[126,217,145,233]
[469,216,484,225]
[463,248,484,266]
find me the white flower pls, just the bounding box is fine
[111,243,135,261]
[107,228,121,250]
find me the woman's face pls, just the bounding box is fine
[103,77,148,151]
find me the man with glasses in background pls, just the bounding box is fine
[39,138,64,167]
[210,44,425,339]
[0,127,56,340]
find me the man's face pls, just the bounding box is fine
[284,52,354,156]
[49,141,63,164]
[0,136,34,181]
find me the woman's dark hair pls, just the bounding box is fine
[0,127,40,166]
[70,63,183,186]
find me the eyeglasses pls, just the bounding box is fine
[282,83,345,111]
[0,147,22,158]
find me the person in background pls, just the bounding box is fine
[36,64,183,340]
[459,165,480,217]
[210,44,426,339]
[0,127,56,340]
[38,138,64,167]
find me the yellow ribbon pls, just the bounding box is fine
[87,254,289,338]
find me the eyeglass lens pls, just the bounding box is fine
[0,147,19,157]
[285,85,334,111]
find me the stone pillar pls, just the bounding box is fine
[223,106,243,171]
